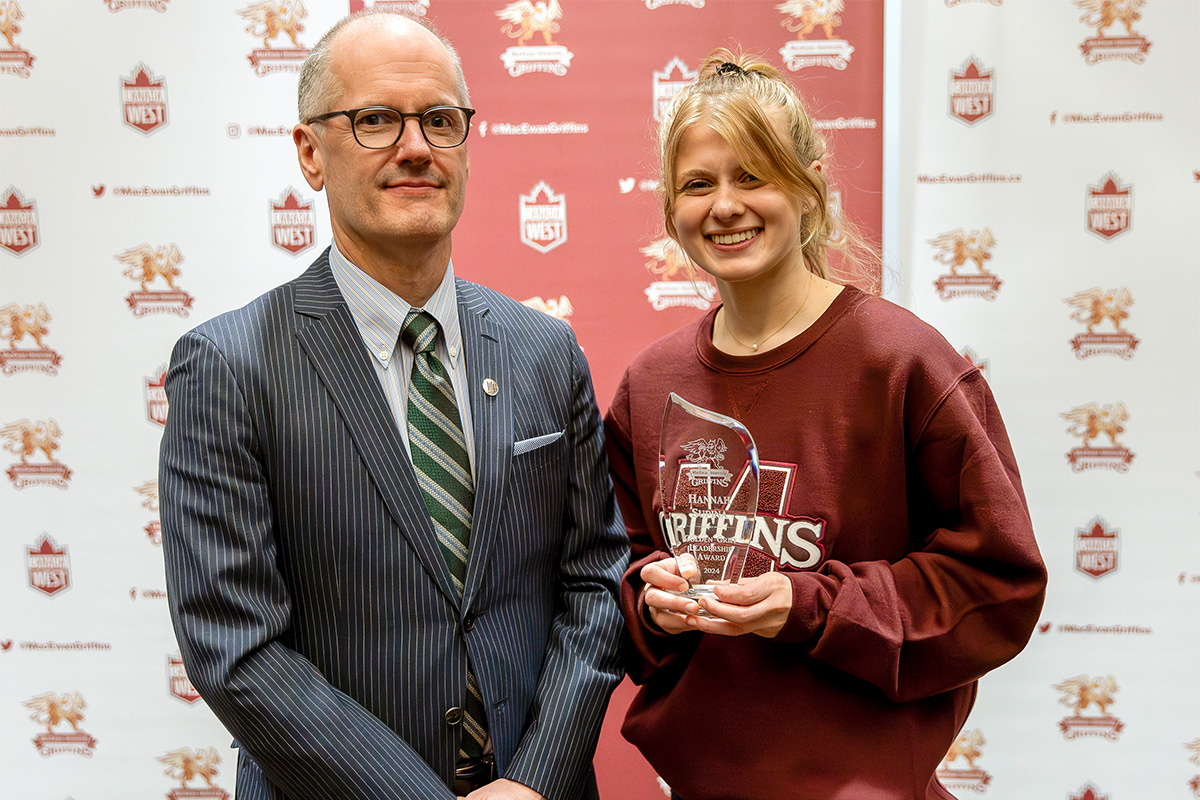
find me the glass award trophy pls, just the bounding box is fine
[658,392,760,598]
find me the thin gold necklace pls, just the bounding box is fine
[722,277,814,352]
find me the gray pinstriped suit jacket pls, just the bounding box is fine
[159,252,628,799]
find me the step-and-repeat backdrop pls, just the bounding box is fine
[1,1,1195,799]
[895,2,1199,800]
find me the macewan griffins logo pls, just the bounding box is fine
[0,1,35,77]
[640,236,716,311]
[159,747,229,799]
[497,0,573,77]
[0,186,40,256]
[1061,402,1134,472]
[4,418,72,489]
[1075,0,1151,64]
[777,0,854,71]
[1086,172,1132,240]
[949,57,994,126]
[1064,287,1138,359]
[238,1,309,76]
[1055,674,1123,740]
[23,690,97,756]
[928,228,1002,300]
[121,63,168,135]
[0,302,62,375]
[117,243,195,317]
[935,728,992,794]
[157,748,226,796]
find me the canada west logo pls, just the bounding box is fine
[1055,674,1123,740]
[777,0,854,71]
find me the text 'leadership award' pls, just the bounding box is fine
[658,392,760,598]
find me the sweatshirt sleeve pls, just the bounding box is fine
[603,373,702,685]
[776,371,1047,703]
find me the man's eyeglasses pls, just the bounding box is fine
[307,105,475,149]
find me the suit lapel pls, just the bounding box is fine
[456,280,512,613]
[291,256,461,606]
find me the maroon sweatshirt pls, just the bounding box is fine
[604,287,1046,800]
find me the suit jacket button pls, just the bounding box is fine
[463,615,476,633]
[445,707,465,726]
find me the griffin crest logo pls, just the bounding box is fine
[1075,0,1151,64]
[159,747,229,799]
[519,182,568,253]
[136,478,163,545]
[0,1,34,77]
[1065,286,1139,359]
[1055,674,1123,740]
[935,728,992,794]
[497,1,573,77]
[26,534,70,596]
[948,57,994,126]
[641,236,716,311]
[0,302,62,375]
[0,186,40,256]
[1061,402,1134,472]
[117,243,195,317]
[777,0,854,71]
[928,228,1002,300]
[4,417,72,488]
[1075,517,1119,579]
[122,63,168,135]
[24,690,97,756]
[238,1,309,76]
[520,295,574,324]
[270,187,316,255]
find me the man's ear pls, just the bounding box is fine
[294,124,325,191]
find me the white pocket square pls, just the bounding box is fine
[513,431,564,456]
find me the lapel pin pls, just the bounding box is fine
[483,378,499,396]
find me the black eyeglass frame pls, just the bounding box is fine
[306,105,476,149]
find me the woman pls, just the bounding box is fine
[603,51,1046,800]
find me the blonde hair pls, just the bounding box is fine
[658,49,878,291]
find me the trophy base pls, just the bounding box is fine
[666,584,719,616]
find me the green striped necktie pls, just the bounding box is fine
[400,309,487,759]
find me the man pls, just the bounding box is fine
[159,11,626,800]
